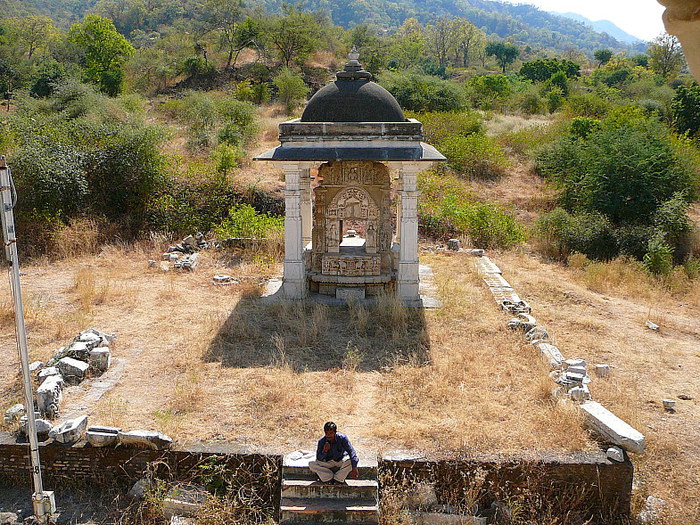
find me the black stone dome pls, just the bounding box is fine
[301,80,406,123]
[301,49,405,123]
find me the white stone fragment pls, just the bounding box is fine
[37,367,60,381]
[467,249,485,256]
[57,357,89,384]
[87,425,121,447]
[4,404,25,424]
[645,320,660,331]
[29,361,44,373]
[580,401,645,454]
[82,328,116,346]
[564,358,586,369]
[37,375,64,419]
[148,260,157,268]
[49,415,88,444]
[89,347,111,373]
[594,364,611,378]
[21,415,53,435]
[569,385,591,402]
[525,326,549,343]
[606,446,625,463]
[119,430,173,450]
[169,253,180,262]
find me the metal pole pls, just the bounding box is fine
[0,155,53,522]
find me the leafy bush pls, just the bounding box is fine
[536,208,619,261]
[273,68,308,113]
[536,115,699,225]
[564,92,612,118]
[615,224,657,260]
[467,74,510,110]
[643,236,674,275]
[214,204,284,239]
[381,71,464,112]
[672,83,700,137]
[520,58,580,83]
[418,170,524,248]
[440,133,509,180]
[414,111,483,145]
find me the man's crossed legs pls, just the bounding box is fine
[308,459,352,484]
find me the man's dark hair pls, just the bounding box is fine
[324,421,337,432]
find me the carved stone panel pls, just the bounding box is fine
[322,255,381,276]
[320,161,390,187]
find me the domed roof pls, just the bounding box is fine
[301,49,406,123]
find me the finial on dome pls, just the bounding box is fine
[337,46,372,80]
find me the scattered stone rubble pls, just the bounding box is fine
[402,482,487,525]
[469,249,646,456]
[159,232,214,272]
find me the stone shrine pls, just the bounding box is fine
[255,49,444,302]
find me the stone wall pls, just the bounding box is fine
[379,451,633,523]
[0,432,282,515]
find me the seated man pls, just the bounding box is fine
[308,421,360,484]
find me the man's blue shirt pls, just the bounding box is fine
[316,433,359,468]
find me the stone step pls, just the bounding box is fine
[281,498,379,524]
[282,479,378,499]
[282,455,378,481]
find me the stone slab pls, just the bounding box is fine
[49,415,88,445]
[474,257,502,276]
[534,342,564,368]
[482,274,511,289]
[580,401,645,454]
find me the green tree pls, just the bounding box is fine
[266,6,320,68]
[6,15,57,60]
[519,58,580,82]
[594,49,612,67]
[672,83,700,137]
[389,18,425,70]
[203,0,249,69]
[485,41,520,73]
[648,34,685,79]
[68,14,135,95]
[426,17,458,69]
[273,68,308,114]
[452,19,485,68]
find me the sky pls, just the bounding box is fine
[502,0,666,42]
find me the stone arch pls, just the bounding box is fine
[327,186,379,221]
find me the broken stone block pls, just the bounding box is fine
[81,328,116,347]
[213,274,234,285]
[447,239,461,251]
[534,342,564,368]
[662,399,676,413]
[0,512,19,524]
[566,365,587,376]
[182,235,198,249]
[66,341,92,359]
[4,404,25,424]
[128,478,150,500]
[119,430,173,450]
[21,414,53,436]
[162,253,172,261]
[467,249,485,256]
[580,401,645,454]
[645,320,660,332]
[568,385,591,402]
[163,484,209,519]
[594,364,611,378]
[87,425,121,447]
[37,375,64,419]
[89,348,111,373]
[57,357,89,384]
[507,314,536,332]
[49,415,88,444]
[148,260,157,268]
[564,358,586,369]
[175,253,199,271]
[169,253,180,262]
[606,446,625,463]
[37,367,60,381]
[29,361,43,373]
[525,326,549,343]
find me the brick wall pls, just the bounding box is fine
[379,451,633,523]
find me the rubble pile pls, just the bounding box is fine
[158,233,215,272]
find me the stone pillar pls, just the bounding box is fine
[300,164,313,249]
[397,163,421,301]
[281,162,306,299]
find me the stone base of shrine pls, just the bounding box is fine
[308,273,394,299]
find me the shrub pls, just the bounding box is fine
[672,82,700,137]
[273,68,308,114]
[545,88,563,113]
[535,208,619,261]
[440,133,509,180]
[467,74,510,110]
[415,111,483,145]
[569,117,600,139]
[520,58,580,83]
[643,236,674,275]
[30,60,67,98]
[381,71,464,112]
[615,224,657,260]
[564,93,611,118]
[214,204,284,239]
[653,192,694,260]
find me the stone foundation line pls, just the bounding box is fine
[465,247,645,457]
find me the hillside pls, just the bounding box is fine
[556,11,644,45]
[4,0,636,55]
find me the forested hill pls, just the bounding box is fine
[2,0,643,55]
